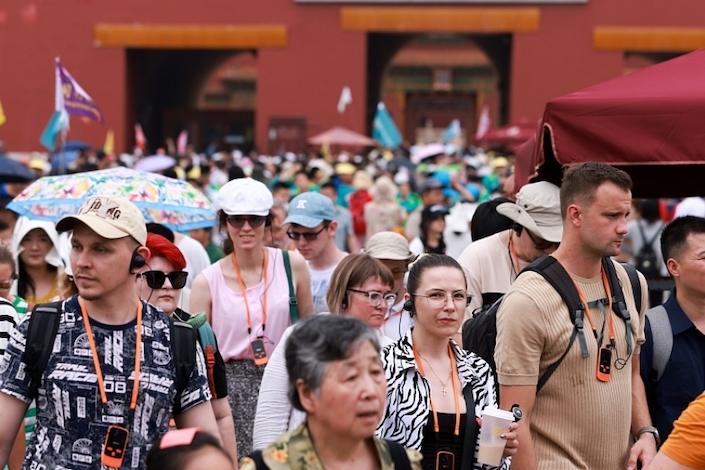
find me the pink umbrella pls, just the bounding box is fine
[307,126,378,147]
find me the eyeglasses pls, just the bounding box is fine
[526,230,559,251]
[137,270,188,289]
[287,225,327,241]
[0,273,17,290]
[226,215,267,229]
[348,288,397,307]
[413,290,471,309]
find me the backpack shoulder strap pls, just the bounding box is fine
[186,312,219,397]
[604,258,634,355]
[169,316,198,402]
[385,440,412,470]
[247,450,269,469]
[282,250,299,324]
[522,255,590,359]
[621,262,642,314]
[23,300,63,398]
[645,305,672,383]
[459,383,478,470]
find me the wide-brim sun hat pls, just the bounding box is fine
[496,181,562,243]
[363,232,415,261]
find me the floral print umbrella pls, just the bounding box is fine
[8,167,216,231]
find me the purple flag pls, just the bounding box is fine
[57,59,104,123]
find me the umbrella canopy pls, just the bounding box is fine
[307,126,378,147]
[8,167,216,230]
[0,156,36,183]
[519,48,705,198]
[133,155,177,173]
[478,118,536,151]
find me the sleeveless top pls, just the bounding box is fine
[203,247,294,362]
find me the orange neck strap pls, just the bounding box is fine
[414,342,461,436]
[231,249,268,337]
[508,232,521,279]
[79,297,142,410]
[571,266,615,347]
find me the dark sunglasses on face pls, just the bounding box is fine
[287,225,327,241]
[526,230,559,251]
[0,273,17,290]
[137,270,188,289]
[226,215,267,229]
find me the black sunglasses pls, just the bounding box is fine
[526,230,559,251]
[137,270,188,289]
[0,273,17,290]
[287,224,328,241]
[226,215,267,229]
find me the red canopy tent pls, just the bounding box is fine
[516,48,705,198]
[477,118,536,152]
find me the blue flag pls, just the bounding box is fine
[372,102,402,149]
[443,119,461,144]
[39,110,69,152]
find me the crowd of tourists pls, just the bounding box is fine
[0,142,703,470]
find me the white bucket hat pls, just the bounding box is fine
[496,181,563,243]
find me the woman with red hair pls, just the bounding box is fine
[136,233,237,461]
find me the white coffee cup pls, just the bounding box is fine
[478,407,514,466]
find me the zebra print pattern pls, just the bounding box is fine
[376,330,510,470]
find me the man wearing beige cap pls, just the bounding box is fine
[0,196,218,470]
[363,231,417,341]
[458,181,562,320]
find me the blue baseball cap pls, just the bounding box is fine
[284,192,336,228]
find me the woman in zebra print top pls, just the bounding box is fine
[377,254,518,470]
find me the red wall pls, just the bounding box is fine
[0,0,702,153]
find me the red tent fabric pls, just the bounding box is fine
[516,48,705,197]
[307,126,378,147]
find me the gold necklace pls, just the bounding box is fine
[423,356,453,396]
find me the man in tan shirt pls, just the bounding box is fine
[495,162,656,469]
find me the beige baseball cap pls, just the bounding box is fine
[56,196,147,245]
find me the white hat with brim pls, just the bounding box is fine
[496,181,563,243]
[216,178,273,216]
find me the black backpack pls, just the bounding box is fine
[462,255,642,393]
[23,300,198,401]
[634,222,662,277]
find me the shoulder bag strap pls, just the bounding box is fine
[460,384,478,470]
[645,305,672,383]
[282,250,299,324]
[385,440,412,470]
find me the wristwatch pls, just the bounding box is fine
[635,426,661,447]
[511,404,523,422]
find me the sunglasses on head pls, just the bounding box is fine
[0,273,17,290]
[137,270,188,289]
[226,215,267,229]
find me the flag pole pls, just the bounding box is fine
[59,128,67,175]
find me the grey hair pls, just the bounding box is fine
[285,315,381,412]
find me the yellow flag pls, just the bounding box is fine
[103,129,114,155]
[0,99,6,126]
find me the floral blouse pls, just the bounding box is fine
[240,421,422,470]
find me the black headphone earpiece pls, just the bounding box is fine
[403,299,414,312]
[341,294,348,311]
[129,248,147,275]
[512,223,523,235]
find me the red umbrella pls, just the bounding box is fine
[307,126,378,147]
[478,118,536,151]
[518,48,705,198]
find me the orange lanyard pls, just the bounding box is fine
[508,232,521,279]
[79,297,142,410]
[413,343,461,436]
[231,249,268,337]
[571,267,615,347]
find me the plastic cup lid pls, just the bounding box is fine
[482,407,515,421]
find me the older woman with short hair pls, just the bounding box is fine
[241,315,422,470]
